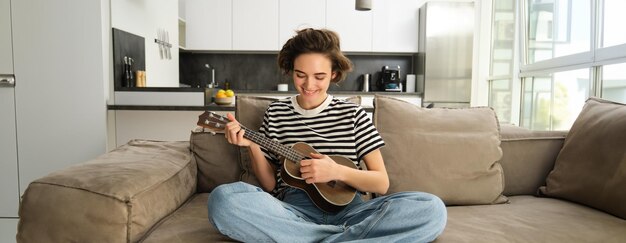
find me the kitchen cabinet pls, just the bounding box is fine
[233,0,279,50]
[185,0,232,50]
[279,0,326,46]
[0,88,18,218]
[185,0,420,53]
[371,0,420,53]
[0,0,19,219]
[0,87,18,218]
[0,219,18,243]
[326,0,373,52]
[0,0,107,228]
[0,0,12,74]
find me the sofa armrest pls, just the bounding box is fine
[17,140,197,243]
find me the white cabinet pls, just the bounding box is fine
[1,0,107,236]
[2,0,107,220]
[233,0,279,51]
[372,0,420,53]
[185,0,232,50]
[0,0,19,219]
[326,0,373,52]
[0,0,12,74]
[0,219,18,243]
[279,0,326,46]
[185,0,420,53]
[0,88,18,218]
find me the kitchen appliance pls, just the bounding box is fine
[406,74,416,93]
[378,65,402,92]
[361,74,370,92]
[417,2,474,107]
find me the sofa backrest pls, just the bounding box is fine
[498,125,567,196]
[191,97,568,198]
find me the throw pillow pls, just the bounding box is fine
[539,97,626,219]
[235,95,361,187]
[373,95,507,205]
[190,129,243,192]
[235,96,277,187]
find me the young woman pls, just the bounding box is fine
[208,28,447,242]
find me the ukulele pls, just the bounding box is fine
[197,111,357,213]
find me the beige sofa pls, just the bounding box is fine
[17,96,626,242]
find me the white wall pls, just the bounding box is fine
[111,0,179,87]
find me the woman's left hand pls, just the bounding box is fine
[299,153,340,184]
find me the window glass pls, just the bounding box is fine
[490,0,515,76]
[521,69,590,130]
[602,63,626,103]
[602,0,626,47]
[527,0,590,63]
[489,79,513,124]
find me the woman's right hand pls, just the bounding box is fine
[224,113,253,147]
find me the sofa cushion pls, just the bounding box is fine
[499,125,567,196]
[438,195,626,242]
[190,130,243,193]
[539,97,626,219]
[235,95,361,188]
[373,95,506,205]
[17,140,196,243]
[141,193,235,243]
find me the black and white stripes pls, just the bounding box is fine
[258,95,385,194]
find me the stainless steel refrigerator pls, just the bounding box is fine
[416,1,474,108]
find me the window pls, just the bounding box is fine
[487,0,626,131]
[521,69,589,131]
[489,79,513,124]
[491,0,515,76]
[601,63,626,103]
[526,0,590,63]
[601,0,626,48]
[488,0,516,124]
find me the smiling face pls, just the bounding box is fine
[293,53,337,109]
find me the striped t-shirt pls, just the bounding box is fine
[258,95,385,195]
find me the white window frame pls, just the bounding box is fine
[493,0,626,128]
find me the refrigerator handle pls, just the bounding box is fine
[0,74,15,87]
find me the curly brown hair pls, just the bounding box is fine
[277,28,353,83]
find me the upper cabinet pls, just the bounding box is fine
[279,0,326,46]
[0,0,13,74]
[371,0,420,53]
[184,0,420,53]
[185,0,232,50]
[326,0,373,52]
[233,0,279,51]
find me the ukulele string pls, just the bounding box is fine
[214,113,306,162]
[241,126,306,162]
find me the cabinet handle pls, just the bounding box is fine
[0,75,15,87]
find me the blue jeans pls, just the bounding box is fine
[207,182,447,242]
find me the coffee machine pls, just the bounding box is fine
[377,65,402,91]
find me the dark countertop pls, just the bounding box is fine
[114,87,422,96]
[108,103,374,112]
[108,104,234,111]
[109,88,419,112]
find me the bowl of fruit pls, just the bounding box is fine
[214,89,235,105]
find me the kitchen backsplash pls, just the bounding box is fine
[179,52,414,92]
